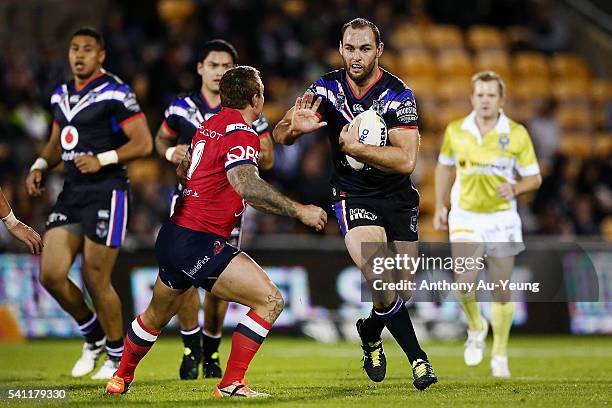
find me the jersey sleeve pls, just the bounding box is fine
[383,88,419,131]
[252,113,271,139]
[110,84,144,126]
[223,124,261,171]
[305,77,329,119]
[162,98,182,136]
[514,125,540,176]
[438,125,455,166]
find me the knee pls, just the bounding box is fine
[261,286,284,322]
[39,268,64,292]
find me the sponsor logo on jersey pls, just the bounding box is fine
[349,208,378,221]
[47,212,68,224]
[97,209,110,219]
[410,213,418,232]
[60,125,79,150]
[227,145,259,163]
[182,256,211,277]
[396,98,418,123]
[353,104,364,113]
[69,94,81,104]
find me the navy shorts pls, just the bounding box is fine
[333,193,419,242]
[155,222,241,291]
[46,185,129,248]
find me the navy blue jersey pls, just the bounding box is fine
[307,68,420,202]
[163,91,271,197]
[163,91,271,144]
[51,71,143,187]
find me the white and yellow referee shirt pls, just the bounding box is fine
[438,111,540,214]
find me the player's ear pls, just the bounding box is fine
[196,61,204,76]
[377,42,384,58]
[98,49,106,65]
[338,41,343,55]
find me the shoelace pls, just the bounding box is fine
[414,361,433,378]
[365,341,383,367]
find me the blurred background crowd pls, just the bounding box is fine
[0,0,610,251]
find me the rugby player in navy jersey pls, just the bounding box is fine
[273,18,437,390]
[155,40,274,380]
[106,66,326,397]
[25,27,152,379]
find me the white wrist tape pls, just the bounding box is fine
[96,150,119,167]
[165,146,177,162]
[29,158,48,173]
[1,210,19,230]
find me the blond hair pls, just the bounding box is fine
[471,71,505,97]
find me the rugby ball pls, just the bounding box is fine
[346,110,388,170]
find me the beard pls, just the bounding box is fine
[344,58,377,84]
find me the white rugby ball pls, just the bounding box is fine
[346,110,388,170]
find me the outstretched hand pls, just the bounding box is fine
[290,93,327,135]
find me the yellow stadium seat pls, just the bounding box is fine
[425,25,464,51]
[511,78,551,101]
[407,75,437,98]
[390,25,425,51]
[380,51,397,73]
[513,52,550,79]
[437,50,475,77]
[395,50,436,78]
[591,79,612,104]
[467,25,505,51]
[558,133,593,158]
[555,107,594,133]
[552,79,590,104]
[550,53,591,80]
[594,133,612,158]
[474,51,512,80]
[436,77,472,102]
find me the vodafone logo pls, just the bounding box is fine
[60,126,79,150]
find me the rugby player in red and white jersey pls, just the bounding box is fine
[106,66,327,397]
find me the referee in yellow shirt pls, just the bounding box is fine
[434,71,542,377]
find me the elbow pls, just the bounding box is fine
[534,174,543,189]
[400,159,417,175]
[143,137,154,156]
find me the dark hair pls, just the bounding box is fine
[220,66,262,109]
[71,27,105,49]
[341,18,381,46]
[196,39,238,64]
[472,70,506,97]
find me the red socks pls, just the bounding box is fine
[115,315,161,384]
[219,310,271,387]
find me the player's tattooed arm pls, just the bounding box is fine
[227,164,327,231]
[227,164,298,217]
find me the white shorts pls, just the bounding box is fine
[448,208,525,257]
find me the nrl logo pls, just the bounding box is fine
[498,135,510,151]
[334,92,346,111]
[371,99,385,115]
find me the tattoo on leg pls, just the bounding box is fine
[264,291,284,323]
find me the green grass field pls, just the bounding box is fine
[0,336,610,407]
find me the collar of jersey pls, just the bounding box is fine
[342,68,384,101]
[460,110,510,144]
[199,91,221,112]
[71,72,106,93]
